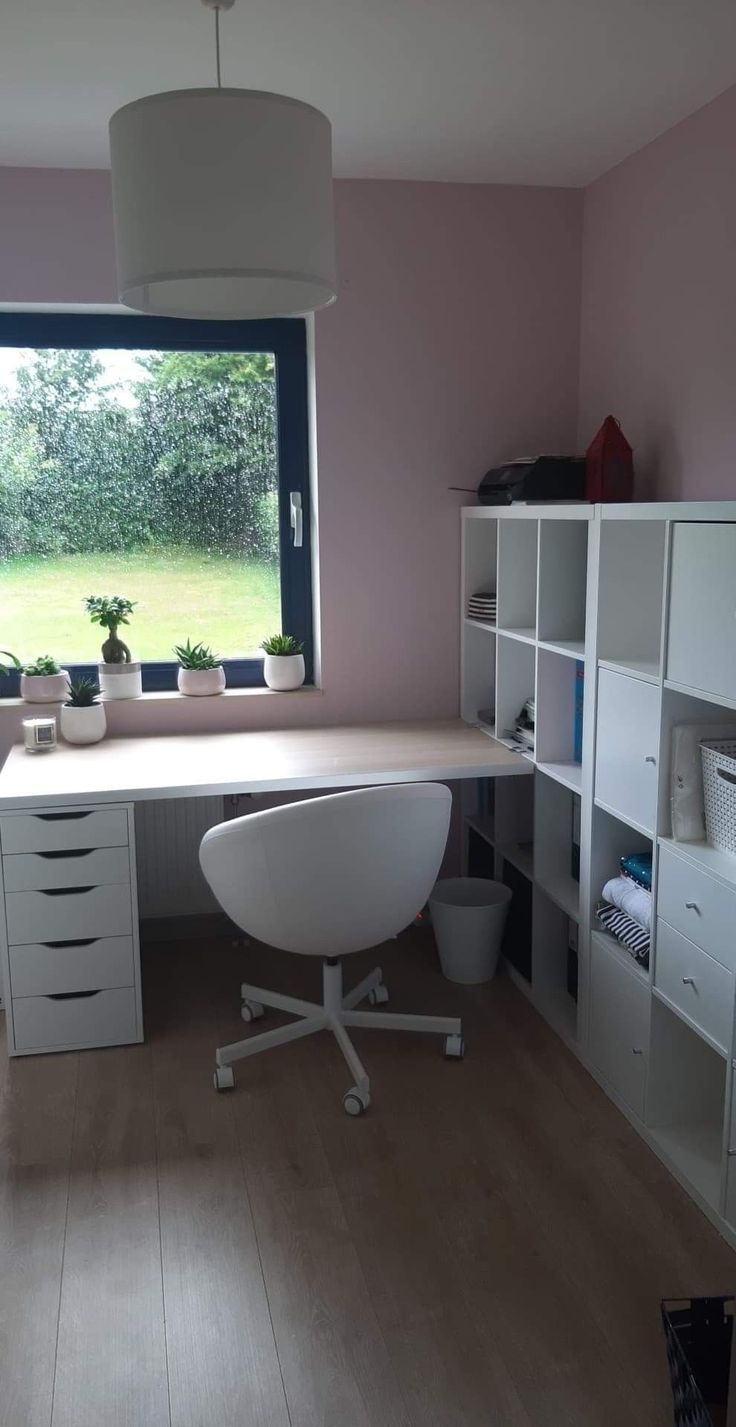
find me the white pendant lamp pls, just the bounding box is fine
[108,0,336,320]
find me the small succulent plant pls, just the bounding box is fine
[260,633,304,656]
[22,655,63,677]
[0,650,22,677]
[65,677,101,708]
[173,639,222,671]
[85,595,136,664]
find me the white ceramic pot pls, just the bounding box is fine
[177,665,226,697]
[60,702,107,745]
[20,670,70,704]
[98,661,143,700]
[263,652,305,691]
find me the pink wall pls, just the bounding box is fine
[578,84,736,500]
[0,170,582,756]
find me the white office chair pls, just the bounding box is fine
[199,782,464,1115]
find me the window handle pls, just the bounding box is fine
[290,491,303,548]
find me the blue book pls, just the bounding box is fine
[574,662,584,764]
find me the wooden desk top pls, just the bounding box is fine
[0,719,530,810]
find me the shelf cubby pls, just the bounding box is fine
[534,647,584,777]
[495,635,535,751]
[534,770,580,920]
[532,887,578,1042]
[656,683,736,841]
[494,773,534,881]
[499,858,533,983]
[496,518,538,638]
[461,621,496,727]
[647,998,726,1212]
[537,519,588,651]
[462,515,497,617]
[597,518,667,679]
[589,804,652,965]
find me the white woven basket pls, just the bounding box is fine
[700,739,736,855]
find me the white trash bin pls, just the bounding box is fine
[429,878,512,984]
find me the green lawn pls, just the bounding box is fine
[0,548,281,663]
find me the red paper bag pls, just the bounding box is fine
[585,415,634,502]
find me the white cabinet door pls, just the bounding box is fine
[589,933,650,1119]
[595,668,660,834]
[668,523,736,702]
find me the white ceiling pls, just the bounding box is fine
[3,0,736,186]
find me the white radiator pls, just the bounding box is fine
[134,796,225,919]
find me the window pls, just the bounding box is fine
[0,312,312,694]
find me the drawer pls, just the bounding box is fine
[658,844,736,971]
[2,845,131,893]
[668,523,736,703]
[5,883,133,946]
[9,936,135,998]
[595,668,660,834]
[0,808,128,856]
[11,987,138,1053]
[589,933,650,1119]
[655,919,733,1054]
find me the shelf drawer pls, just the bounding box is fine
[595,668,660,834]
[655,919,733,1055]
[658,843,736,971]
[0,808,128,856]
[9,936,135,998]
[589,933,650,1119]
[11,986,138,1053]
[5,883,133,946]
[2,845,131,893]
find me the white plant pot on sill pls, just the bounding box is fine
[263,652,305,691]
[20,670,70,704]
[98,661,143,700]
[61,702,107,745]
[177,666,226,697]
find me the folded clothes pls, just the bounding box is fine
[620,851,652,891]
[596,902,650,966]
[601,874,652,931]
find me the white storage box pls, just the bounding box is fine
[701,739,736,855]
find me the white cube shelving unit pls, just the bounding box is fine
[461,500,736,1247]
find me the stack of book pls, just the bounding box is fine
[467,590,496,623]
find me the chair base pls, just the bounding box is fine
[213,959,464,1112]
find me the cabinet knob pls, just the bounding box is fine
[632,1047,644,1056]
[685,901,700,912]
[644,755,657,765]
[682,976,696,987]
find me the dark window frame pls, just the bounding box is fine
[0,311,313,696]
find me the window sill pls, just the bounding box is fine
[0,684,323,710]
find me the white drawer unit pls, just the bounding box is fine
[0,802,142,1056]
[595,668,660,835]
[11,987,139,1054]
[658,843,736,972]
[654,920,734,1056]
[2,845,131,893]
[725,1064,736,1228]
[667,523,736,703]
[5,883,133,947]
[589,933,650,1119]
[0,807,129,855]
[9,936,136,998]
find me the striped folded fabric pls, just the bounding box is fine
[596,901,650,967]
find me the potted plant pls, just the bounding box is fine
[174,639,226,696]
[1,651,70,703]
[85,595,142,699]
[260,633,306,691]
[60,677,107,745]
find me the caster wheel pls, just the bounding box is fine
[241,999,264,1023]
[444,1034,465,1060]
[368,983,389,1006]
[343,1086,370,1116]
[214,1065,235,1091]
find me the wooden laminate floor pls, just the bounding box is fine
[1,926,734,1427]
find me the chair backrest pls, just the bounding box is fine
[199,782,451,957]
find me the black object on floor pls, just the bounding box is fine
[662,1297,734,1427]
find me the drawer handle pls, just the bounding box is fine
[717,767,736,787]
[632,1047,644,1056]
[44,938,99,949]
[685,902,700,912]
[682,976,696,987]
[728,1149,736,1157]
[38,849,93,861]
[644,756,657,765]
[36,812,92,822]
[40,886,94,897]
[47,990,101,1001]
